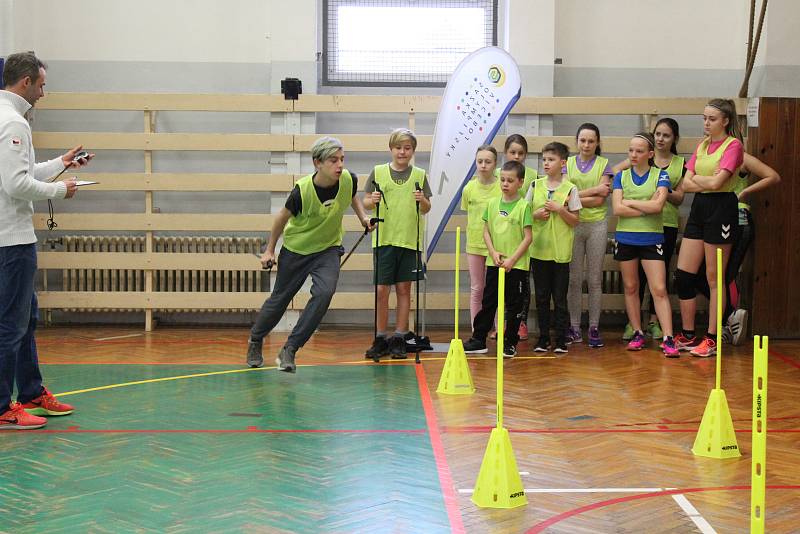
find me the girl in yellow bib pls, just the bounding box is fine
[611,133,678,356]
[461,145,501,327]
[674,99,744,357]
[613,118,686,341]
[566,123,613,348]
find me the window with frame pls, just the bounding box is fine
[323,0,497,87]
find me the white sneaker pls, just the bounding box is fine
[727,309,748,346]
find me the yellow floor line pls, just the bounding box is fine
[55,355,556,397]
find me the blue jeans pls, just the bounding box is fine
[0,244,43,412]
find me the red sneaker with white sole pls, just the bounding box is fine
[21,387,74,416]
[0,402,47,430]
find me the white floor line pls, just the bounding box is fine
[93,333,144,341]
[458,487,665,494]
[671,494,717,534]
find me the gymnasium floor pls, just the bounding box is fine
[2,326,798,533]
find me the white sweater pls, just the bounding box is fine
[0,90,68,247]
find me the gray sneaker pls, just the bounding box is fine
[246,339,263,368]
[276,346,297,373]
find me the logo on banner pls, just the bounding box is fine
[487,65,505,87]
[450,80,502,157]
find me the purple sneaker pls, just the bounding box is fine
[567,327,583,344]
[588,327,604,348]
[627,331,646,351]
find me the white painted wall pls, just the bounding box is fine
[762,0,800,66]
[0,0,13,57]
[554,0,748,70]
[506,0,554,67]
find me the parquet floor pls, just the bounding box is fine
[2,325,798,533]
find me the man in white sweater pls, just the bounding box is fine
[0,52,90,430]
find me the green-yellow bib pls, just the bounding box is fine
[567,155,609,223]
[485,196,530,271]
[615,167,664,234]
[661,155,685,228]
[462,177,501,256]
[371,164,426,249]
[283,171,353,254]
[694,136,740,193]
[530,177,576,263]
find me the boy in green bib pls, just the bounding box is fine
[363,129,432,360]
[463,161,533,358]
[530,142,582,354]
[246,137,373,372]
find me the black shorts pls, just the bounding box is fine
[614,241,666,262]
[683,192,738,244]
[373,245,423,285]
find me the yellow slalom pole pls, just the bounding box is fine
[751,335,769,533]
[497,267,505,430]
[716,247,723,390]
[455,227,460,339]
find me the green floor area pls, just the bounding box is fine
[1,365,451,533]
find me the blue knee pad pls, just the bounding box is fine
[675,268,697,300]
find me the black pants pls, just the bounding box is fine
[638,226,678,316]
[519,259,532,325]
[696,209,753,322]
[473,266,526,347]
[531,259,570,341]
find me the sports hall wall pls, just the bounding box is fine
[2,0,798,329]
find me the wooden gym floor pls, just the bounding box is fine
[2,325,798,533]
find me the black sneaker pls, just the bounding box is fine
[389,335,408,359]
[553,339,568,354]
[365,336,389,360]
[275,345,297,373]
[463,337,488,354]
[534,337,550,352]
[246,338,263,368]
[503,344,517,359]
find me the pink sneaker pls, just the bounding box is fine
[0,402,47,430]
[662,337,679,358]
[627,331,646,351]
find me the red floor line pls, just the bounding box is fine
[415,364,465,534]
[442,426,799,434]
[613,415,800,427]
[525,485,800,533]
[770,348,800,370]
[31,428,427,434]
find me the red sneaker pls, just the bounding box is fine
[690,337,717,358]
[675,333,701,351]
[0,402,47,430]
[21,387,74,416]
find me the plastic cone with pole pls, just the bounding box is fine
[437,227,475,395]
[692,248,741,459]
[471,267,527,509]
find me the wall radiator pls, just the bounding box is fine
[56,235,267,312]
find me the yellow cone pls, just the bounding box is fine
[436,339,475,395]
[692,388,741,459]
[471,427,527,508]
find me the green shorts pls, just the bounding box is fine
[373,245,424,285]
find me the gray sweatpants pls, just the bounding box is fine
[568,219,608,329]
[250,245,343,350]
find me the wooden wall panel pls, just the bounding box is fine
[750,98,800,337]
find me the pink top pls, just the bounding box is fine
[686,137,744,174]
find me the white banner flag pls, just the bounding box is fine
[425,46,521,260]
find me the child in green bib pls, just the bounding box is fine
[612,118,686,342]
[494,134,537,341]
[461,145,501,328]
[463,161,533,358]
[530,142,581,354]
[363,128,432,360]
[611,133,677,357]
